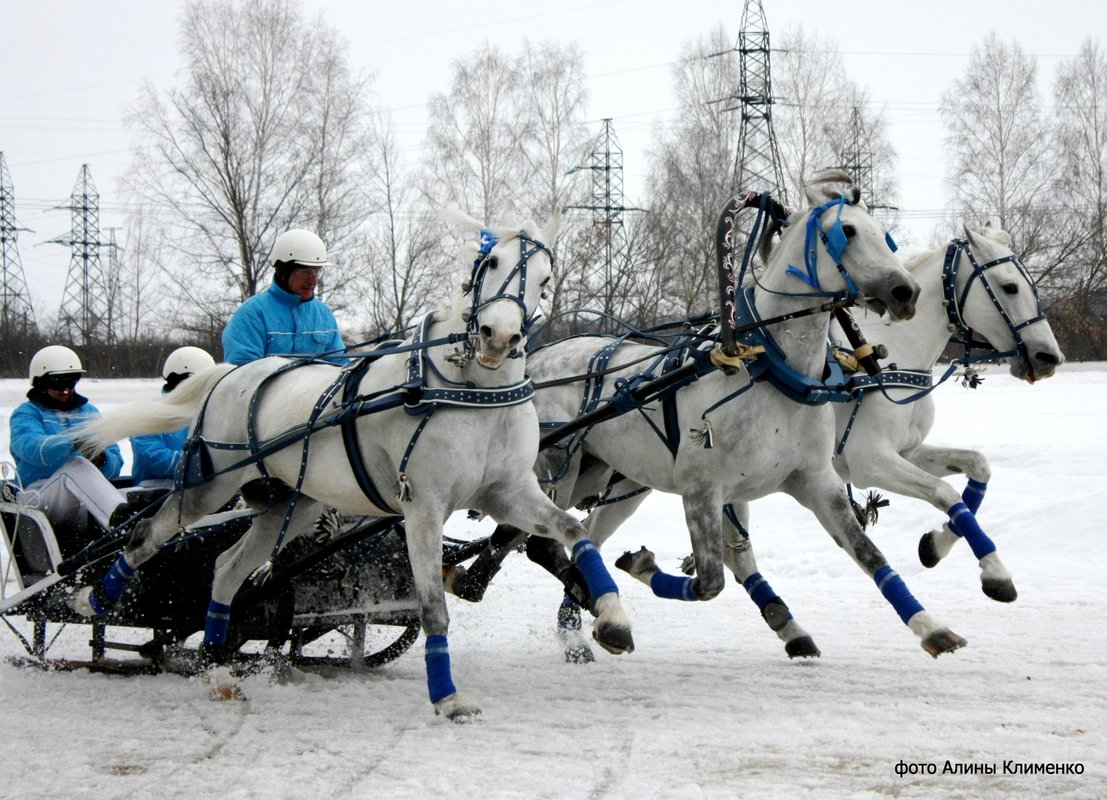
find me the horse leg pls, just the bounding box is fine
[483,478,633,656]
[787,470,967,658]
[906,445,1009,596]
[614,483,727,611]
[402,503,481,721]
[68,477,240,617]
[719,502,820,659]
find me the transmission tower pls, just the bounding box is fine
[565,119,645,318]
[840,107,875,205]
[728,0,788,205]
[51,164,112,345]
[0,152,38,339]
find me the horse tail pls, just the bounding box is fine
[74,363,237,453]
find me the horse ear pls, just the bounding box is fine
[500,200,518,225]
[803,168,854,206]
[442,206,485,233]
[542,207,562,243]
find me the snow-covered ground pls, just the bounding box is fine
[1,366,1104,799]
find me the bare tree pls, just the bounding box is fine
[640,25,740,320]
[773,26,853,203]
[423,43,530,224]
[357,112,448,336]
[124,0,374,332]
[1046,39,1107,357]
[940,31,1054,264]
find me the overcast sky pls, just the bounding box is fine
[1,0,1097,318]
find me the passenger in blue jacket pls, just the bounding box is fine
[8,345,126,536]
[130,346,216,487]
[221,229,346,364]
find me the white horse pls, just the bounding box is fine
[71,209,633,719]
[543,221,1063,661]
[518,170,974,660]
[830,222,1064,595]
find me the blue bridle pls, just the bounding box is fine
[785,195,898,301]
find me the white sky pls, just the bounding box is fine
[1,0,1098,320]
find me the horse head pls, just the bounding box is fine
[446,205,559,370]
[788,169,919,321]
[952,223,1064,383]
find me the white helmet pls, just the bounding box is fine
[270,229,329,267]
[162,346,216,379]
[29,345,85,381]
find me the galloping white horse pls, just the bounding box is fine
[831,222,1064,594]
[521,171,975,660]
[72,209,633,719]
[550,221,1063,660]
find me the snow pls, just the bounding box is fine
[1,366,1105,799]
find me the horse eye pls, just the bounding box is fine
[842,224,856,238]
[1002,283,1019,295]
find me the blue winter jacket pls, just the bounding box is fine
[221,282,345,365]
[9,398,124,486]
[130,427,187,485]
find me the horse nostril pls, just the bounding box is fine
[891,284,916,304]
[479,325,493,339]
[1035,351,1060,366]
[508,333,522,350]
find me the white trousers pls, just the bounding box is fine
[21,457,127,534]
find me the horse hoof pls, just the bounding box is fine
[982,578,1017,603]
[564,644,596,664]
[434,692,482,722]
[67,586,97,618]
[614,546,657,580]
[921,629,968,658]
[592,624,634,655]
[206,667,246,701]
[918,533,942,568]
[785,636,821,659]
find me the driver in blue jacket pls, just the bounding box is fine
[8,345,126,537]
[130,346,217,487]
[221,229,346,364]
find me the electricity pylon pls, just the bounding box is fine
[728,0,788,205]
[0,152,38,339]
[51,164,112,345]
[565,119,645,321]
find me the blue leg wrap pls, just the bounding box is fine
[962,479,988,515]
[571,540,619,600]
[742,572,788,617]
[425,634,457,704]
[650,572,697,601]
[947,501,997,559]
[101,553,136,601]
[874,565,925,625]
[203,600,232,647]
[88,589,109,616]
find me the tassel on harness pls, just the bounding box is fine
[689,419,715,449]
[397,473,414,503]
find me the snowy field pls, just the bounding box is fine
[0,365,1105,800]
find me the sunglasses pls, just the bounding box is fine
[44,375,80,390]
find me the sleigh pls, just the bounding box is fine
[0,483,488,673]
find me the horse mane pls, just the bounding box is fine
[902,221,1015,275]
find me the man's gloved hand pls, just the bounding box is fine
[77,439,107,468]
